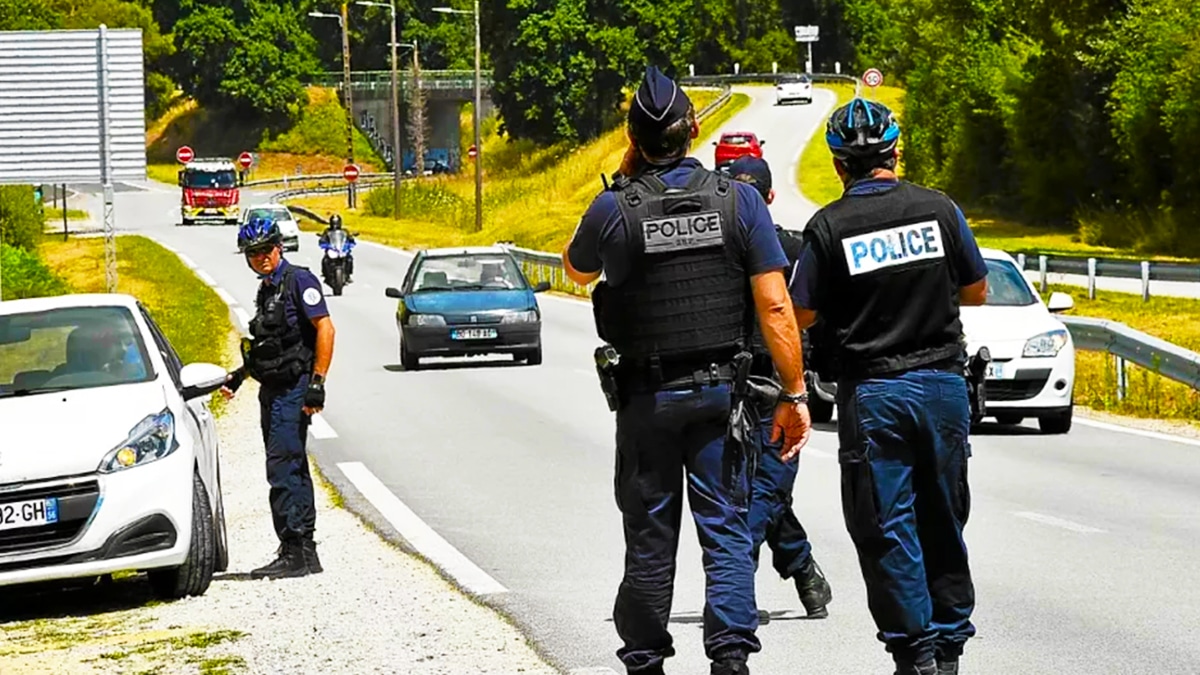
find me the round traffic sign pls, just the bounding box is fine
[176,145,194,164]
[863,68,884,88]
[467,145,477,159]
[343,163,361,182]
[237,151,254,171]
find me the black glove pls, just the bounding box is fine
[225,367,246,393]
[305,380,325,409]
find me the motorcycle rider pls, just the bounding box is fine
[318,214,356,283]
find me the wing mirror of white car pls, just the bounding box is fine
[180,362,230,400]
[1047,291,1074,313]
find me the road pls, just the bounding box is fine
[70,85,1200,674]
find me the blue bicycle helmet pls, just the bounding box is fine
[237,214,282,252]
[825,97,900,160]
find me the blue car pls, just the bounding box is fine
[385,246,551,370]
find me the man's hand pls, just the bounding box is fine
[772,401,812,462]
[303,381,325,416]
[220,369,245,400]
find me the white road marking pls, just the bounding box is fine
[1013,511,1105,534]
[233,307,252,331]
[336,461,509,596]
[197,269,218,287]
[177,253,198,269]
[156,241,178,254]
[1075,417,1200,449]
[213,287,236,305]
[308,413,338,439]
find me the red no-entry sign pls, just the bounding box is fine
[237,151,254,171]
[467,145,478,159]
[343,163,361,182]
[176,145,194,164]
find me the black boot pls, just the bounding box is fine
[711,655,749,675]
[250,540,308,580]
[937,658,959,674]
[794,556,832,618]
[301,538,323,574]
[894,659,937,675]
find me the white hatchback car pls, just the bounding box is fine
[776,74,813,105]
[240,203,300,252]
[0,294,229,599]
[962,249,1076,433]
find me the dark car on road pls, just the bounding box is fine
[385,247,551,370]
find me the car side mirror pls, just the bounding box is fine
[180,362,228,400]
[1047,292,1074,313]
[759,140,766,146]
[533,281,551,293]
[385,287,403,299]
[177,170,184,187]
[712,141,717,146]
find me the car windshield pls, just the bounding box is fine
[0,306,154,399]
[721,135,754,145]
[983,259,1037,306]
[183,169,237,188]
[411,254,528,292]
[248,208,292,222]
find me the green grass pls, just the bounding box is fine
[42,207,89,222]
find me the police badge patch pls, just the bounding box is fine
[303,288,322,306]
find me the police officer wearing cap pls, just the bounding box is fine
[563,65,812,675]
[725,155,832,620]
[222,214,336,580]
[789,98,989,675]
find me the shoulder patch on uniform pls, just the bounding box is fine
[842,220,945,276]
[302,287,322,306]
[642,211,724,253]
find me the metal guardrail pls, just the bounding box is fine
[680,72,859,86]
[1060,315,1200,395]
[495,243,598,298]
[1014,252,1200,300]
[244,172,396,189]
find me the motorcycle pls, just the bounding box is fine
[319,229,356,296]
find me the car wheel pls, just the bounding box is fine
[212,462,229,573]
[522,344,543,366]
[995,414,1024,426]
[148,470,216,600]
[400,339,419,371]
[808,393,834,424]
[1038,406,1073,434]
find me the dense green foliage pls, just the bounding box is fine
[0,242,71,301]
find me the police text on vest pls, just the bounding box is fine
[642,211,724,253]
[841,220,945,276]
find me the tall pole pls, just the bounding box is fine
[413,40,424,175]
[389,3,401,219]
[472,0,482,232]
[341,3,355,209]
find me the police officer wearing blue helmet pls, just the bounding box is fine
[725,155,832,620]
[221,214,336,579]
[563,65,812,675]
[789,97,988,675]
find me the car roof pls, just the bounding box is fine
[421,246,511,258]
[0,293,141,316]
[979,248,1017,264]
[721,131,756,138]
[184,159,236,170]
[245,203,292,211]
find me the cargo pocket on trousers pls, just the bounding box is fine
[840,453,884,545]
[953,457,971,527]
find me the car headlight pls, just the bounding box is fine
[501,310,538,324]
[98,410,178,473]
[1023,329,1069,358]
[408,313,446,327]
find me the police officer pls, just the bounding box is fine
[319,214,356,283]
[789,98,989,675]
[726,155,832,619]
[563,66,812,675]
[222,215,337,580]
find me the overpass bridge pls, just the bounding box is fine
[307,70,495,173]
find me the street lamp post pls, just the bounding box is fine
[433,2,482,232]
[356,0,402,220]
[308,9,356,209]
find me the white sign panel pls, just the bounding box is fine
[0,27,147,185]
[794,25,820,42]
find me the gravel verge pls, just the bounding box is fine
[0,376,561,675]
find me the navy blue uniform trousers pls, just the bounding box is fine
[748,408,812,579]
[258,374,317,543]
[836,368,976,666]
[612,382,761,672]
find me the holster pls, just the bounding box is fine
[594,344,623,412]
[727,350,785,487]
[965,347,991,420]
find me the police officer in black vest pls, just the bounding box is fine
[789,98,989,675]
[222,215,337,579]
[563,66,812,675]
[725,155,832,619]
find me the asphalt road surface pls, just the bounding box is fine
[76,85,1200,674]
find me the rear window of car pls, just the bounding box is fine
[983,259,1037,306]
[248,208,292,222]
[721,134,754,145]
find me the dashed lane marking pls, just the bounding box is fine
[1013,511,1105,534]
[308,413,338,439]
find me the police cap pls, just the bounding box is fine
[628,65,692,135]
[728,155,772,200]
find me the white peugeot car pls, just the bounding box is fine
[775,73,813,105]
[803,249,1076,434]
[0,294,230,599]
[240,203,301,252]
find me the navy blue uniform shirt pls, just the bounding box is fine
[789,178,988,309]
[263,258,329,329]
[567,158,790,284]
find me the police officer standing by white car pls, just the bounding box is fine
[789,98,989,675]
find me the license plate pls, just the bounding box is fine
[0,498,59,531]
[986,362,1007,379]
[452,328,497,340]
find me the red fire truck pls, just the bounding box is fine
[177,157,242,226]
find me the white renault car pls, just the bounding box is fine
[240,203,301,251]
[775,73,813,105]
[0,294,230,599]
[803,249,1076,433]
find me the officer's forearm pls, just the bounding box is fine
[751,271,805,393]
[312,316,335,378]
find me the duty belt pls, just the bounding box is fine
[619,359,737,393]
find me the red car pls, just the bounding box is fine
[713,131,765,168]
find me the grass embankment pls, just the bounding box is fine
[145,87,386,185]
[288,89,750,277]
[42,207,88,222]
[797,83,1200,263]
[1047,285,1200,425]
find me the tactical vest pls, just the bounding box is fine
[593,168,752,365]
[245,265,315,388]
[805,181,967,379]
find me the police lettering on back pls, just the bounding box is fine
[842,220,944,276]
[642,210,724,253]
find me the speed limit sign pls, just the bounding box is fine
[863,68,884,88]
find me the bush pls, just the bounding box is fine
[0,242,70,300]
[364,180,470,222]
[0,185,45,253]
